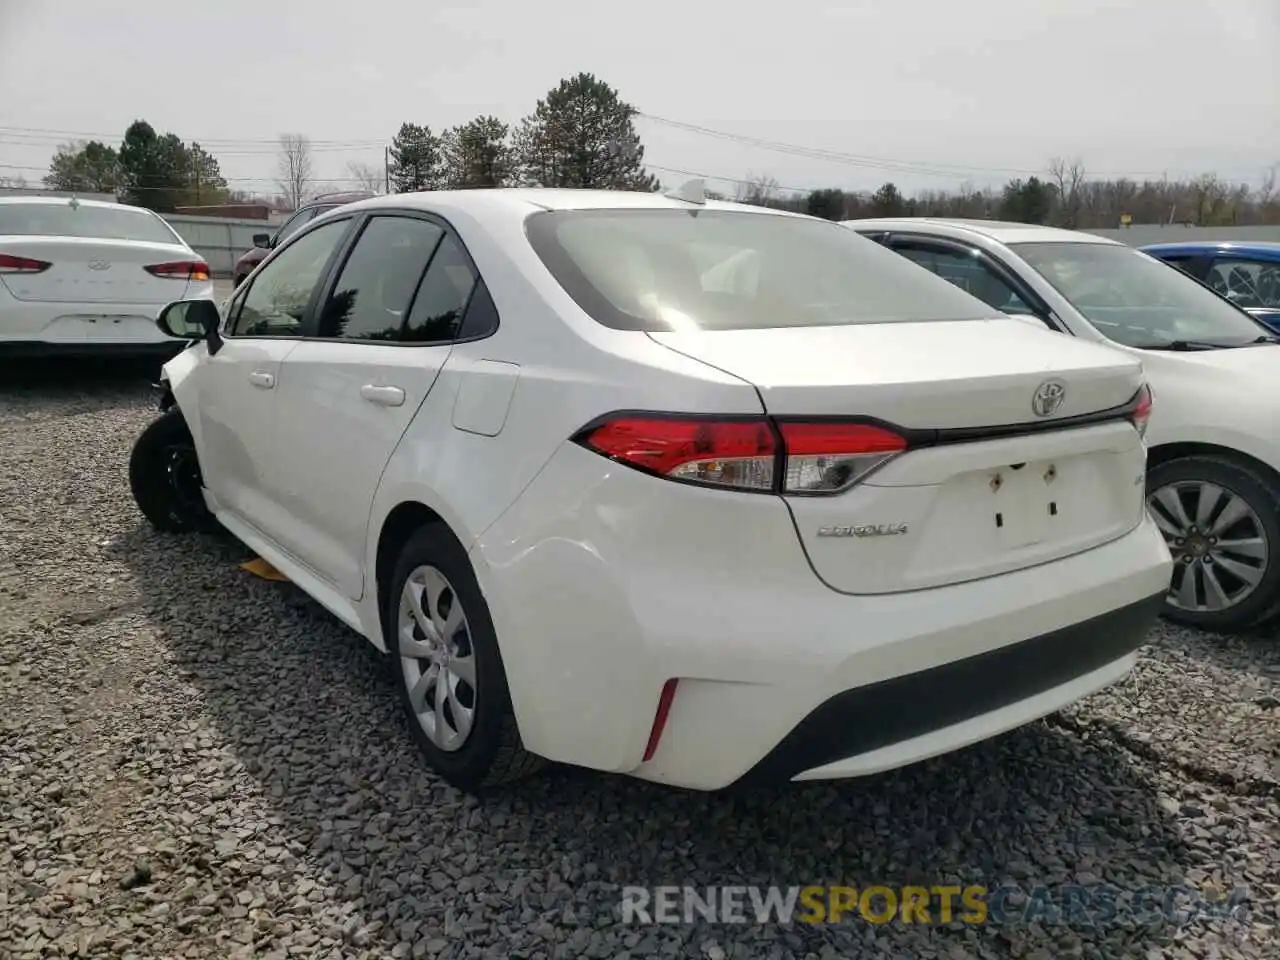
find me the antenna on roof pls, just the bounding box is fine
[664,178,706,205]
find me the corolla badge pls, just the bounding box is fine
[1031,378,1066,417]
[817,523,909,538]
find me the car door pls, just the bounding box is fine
[884,234,1059,328]
[265,211,485,599]
[194,217,352,533]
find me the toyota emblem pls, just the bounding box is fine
[87,259,112,271]
[1031,379,1067,417]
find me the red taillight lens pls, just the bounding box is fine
[0,253,52,274]
[777,421,907,493]
[1129,384,1152,439]
[145,260,210,282]
[576,415,909,494]
[578,416,778,491]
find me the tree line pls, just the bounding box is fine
[740,160,1280,229]
[41,120,229,212]
[38,71,1279,227]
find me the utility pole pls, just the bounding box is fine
[384,145,391,194]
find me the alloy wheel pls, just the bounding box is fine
[398,565,477,751]
[1147,480,1269,613]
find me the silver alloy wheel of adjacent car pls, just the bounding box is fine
[1147,480,1270,613]
[398,565,478,752]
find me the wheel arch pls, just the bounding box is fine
[1146,441,1280,489]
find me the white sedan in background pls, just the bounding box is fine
[129,188,1171,792]
[847,217,1280,634]
[0,196,213,360]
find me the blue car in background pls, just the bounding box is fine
[1141,241,1280,334]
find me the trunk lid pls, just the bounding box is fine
[649,318,1149,593]
[0,237,197,304]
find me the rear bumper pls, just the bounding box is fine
[0,340,186,360]
[737,590,1164,786]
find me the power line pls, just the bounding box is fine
[0,135,383,158]
[636,112,1269,181]
[0,161,374,186]
[0,124,385,148]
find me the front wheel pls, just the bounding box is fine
[128,409,220,533]
[1146,454,1280,633]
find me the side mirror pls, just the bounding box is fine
[156,299,224,354]
[253,233,271,249]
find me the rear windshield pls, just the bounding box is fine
[524,209,997,331]
[0,203,180,244]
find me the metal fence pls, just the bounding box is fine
[1086,225,1280,245]
[160,214,280,278]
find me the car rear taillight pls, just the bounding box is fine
[145,260,210,282]
[577,416,778,491]
[776,421,907,493]
[574,415,908,495]
[0,253,51,274]
[1129,384,1152,439]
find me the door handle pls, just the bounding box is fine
[360,384,406,407]
[248,370,275,389]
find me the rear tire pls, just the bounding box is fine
[1147,454,1280,633]
[129,409,220,534]
[384,523,544,791]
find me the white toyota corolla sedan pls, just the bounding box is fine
[128,186,1172,792]
[0,195,213,360]
[846,217,1280,635]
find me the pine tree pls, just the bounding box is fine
[513,73,657,191]
[117,121,189,211]
[441,117,512,189]
[388,123,443,193]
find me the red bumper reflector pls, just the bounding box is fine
[642,679,679,762]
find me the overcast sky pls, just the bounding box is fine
[1,0,1276,198]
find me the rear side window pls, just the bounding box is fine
[0,202,179,244]
[524,209,996,332]
[316,216,444,340]
[896,245,1033,315]
[402,233,478,343]
[1207,258,1280,309]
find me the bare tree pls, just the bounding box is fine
[735,172,780,206]
[1047,157,1087,228]
[276,134,314,209]
[0,174,29,190]
[346,161,384,194]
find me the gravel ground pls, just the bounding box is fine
[0,364,1276,960]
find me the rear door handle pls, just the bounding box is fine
[360,384,406,407]
[248,370,275,389]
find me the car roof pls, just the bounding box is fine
[842,216,1121,246]
[1141,240,1280,260]
[342,187,809,220]
[0,195,156,214]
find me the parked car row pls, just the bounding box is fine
[5,185,1274,796]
